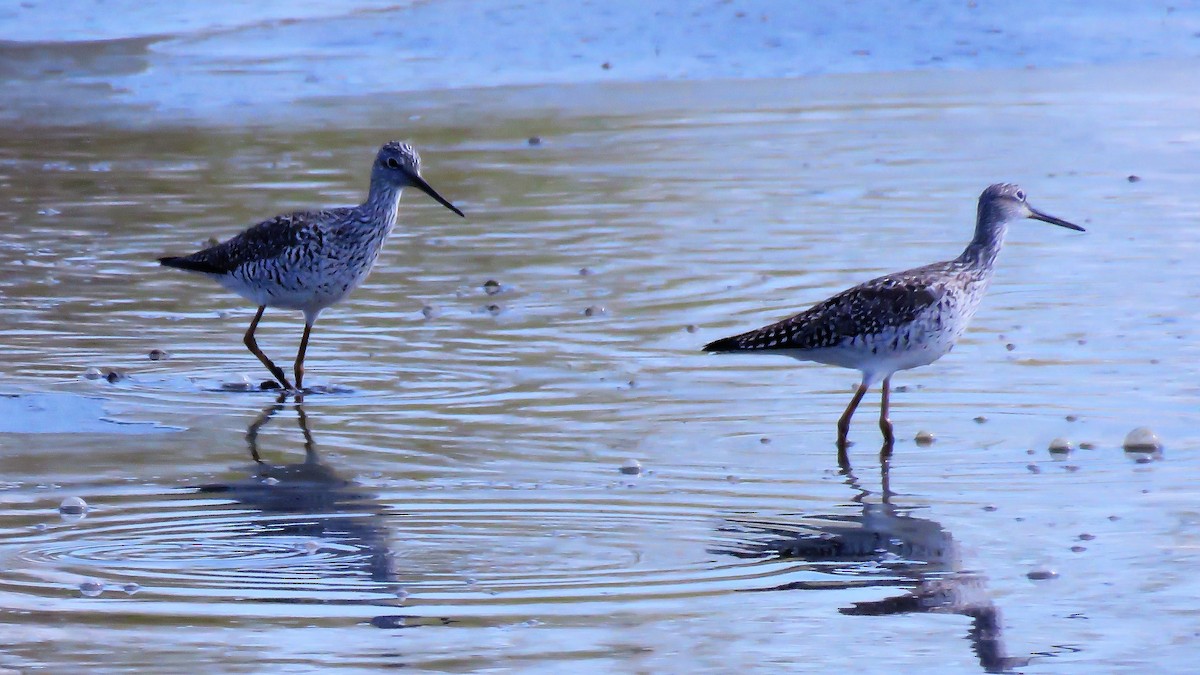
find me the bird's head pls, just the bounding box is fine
[978,183,1083,231]
[373,141,464,217]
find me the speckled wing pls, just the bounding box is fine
[158,210,340,275]
[703,266,947,353]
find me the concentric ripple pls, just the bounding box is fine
[0,482,842,621]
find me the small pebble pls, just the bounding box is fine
[601,61,612,70]
[483,280,502,295]
[1070,545,1087,553]
[486,304,502,315]
[59,496,88,515]
[1127,175,1141,183]
[893,385,908,393]
[1027,464,1041,474]
[1026,568,1059,581]
[1005,343,1016,351]
[619,459,642,475]
[685,324,698,333]
[105,370,124,383]
[759,437,771,445]
[584,305,606,317]
[1078,533,1096,541]
[1065,414,1078,422]
[973,416,988,424]
[982,505,998,512]
[527,136,542,146]
[1048,438,1073,455]
[914,430,935,446]
[148,349,170,361]
[578,267,593,276]
[1122,427,1162,452]
[79,580,105,597]
[206,236,221,246]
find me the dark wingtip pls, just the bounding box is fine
[158,255,222,274]
[702,335,740,353]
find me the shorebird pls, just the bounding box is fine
[159,141,464,391]
[703,184,1083,450]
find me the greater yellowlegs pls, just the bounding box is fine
[703,184,1083,450]
[160,141,464,390]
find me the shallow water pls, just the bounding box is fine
[2,45,1200,675]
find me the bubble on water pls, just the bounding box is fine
[1078,533,1096,541]
[1123,427,1162,452]
[619,459,642,475]
[527,136,542,146]
[122,583,141,595]
[914,430,935,446]
[221,375,256,392]
[1079,441,1096,450]
[59,496,87,515]
[261,477,280,486]
[147,349,170,361]
[1026,567,1058,581]
[483,279,502,295]
[973,416,988,424]
[584,305,607,317]
[83,367,104,380]
[1048,438,1073,455]
[421,305,437,319]
[394,588,409,601]
[79,580,105,597]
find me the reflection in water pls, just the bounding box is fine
[714,457,1032,673]
[195,393,398,585]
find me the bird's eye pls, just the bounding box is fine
[386,157,400,169]
[1014,190,1026,201]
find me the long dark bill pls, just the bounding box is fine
[1029,207,1084,232]
[409,172,465,217]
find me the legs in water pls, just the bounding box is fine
[837,380,870,450]
[243,306,293,390]
[294,323,313,391]
[879,375,895,453]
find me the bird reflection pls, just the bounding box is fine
[714,456,1031,673]
[194,392,398,584]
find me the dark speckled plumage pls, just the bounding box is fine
[703,184,1084,451]
[158,141,464,390]
[160,210,337,276]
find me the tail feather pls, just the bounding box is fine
[159,255,223,274]
[702,334,743,353]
